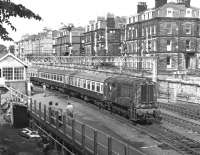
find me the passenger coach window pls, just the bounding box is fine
[96,83,100,92]
[69,77,73,85]
[73,78,76,86]
[53,75,56,80]
[83,79,86,88]
[92,82,95,91]
[87,80,90,89]
[77,78,80,87]
[80,79,83,87]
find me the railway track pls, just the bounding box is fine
[161,112,200,134]
[143,124,200,155]
[158,101,200,121]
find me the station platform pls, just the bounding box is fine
[30,88,181,155]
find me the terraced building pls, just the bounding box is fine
[126,0,200,72]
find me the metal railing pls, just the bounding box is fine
[28,56,156,72]
[30,100,146,155]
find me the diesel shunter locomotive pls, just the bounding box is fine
[30,67,161,123]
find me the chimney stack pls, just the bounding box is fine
[137,2,148,14]
[155,0,167,9]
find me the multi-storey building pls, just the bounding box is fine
[126,0,200,71]
[15,29,58,60]
[53,26,85,56]
[84,14,127,56]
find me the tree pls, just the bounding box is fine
[0,0,41,41]
[0,44,7,53]
[8,44,14,54]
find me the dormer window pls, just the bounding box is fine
[167,8,173,17]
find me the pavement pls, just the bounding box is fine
[31,87,182,155]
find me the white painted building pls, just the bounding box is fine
[0,52,28,94]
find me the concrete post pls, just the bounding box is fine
[55,111,59,128]
[34,100,36,113]
[48,107,52,124]
[61,141,65,155]
[93,130,98,155]
[39,102,41,118]
[167,81,170,103]
[108,136,112,155]
[30,98,33,113]
[44,104,46,122]
[72,119,75,144]
[124,144,129,155]
[81,124,85,154]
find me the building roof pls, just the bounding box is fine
[0,52,28,67]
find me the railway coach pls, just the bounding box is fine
[29,67,161,123]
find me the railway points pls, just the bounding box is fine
[31,87,182,155]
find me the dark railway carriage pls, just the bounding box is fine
[104,76,160,122]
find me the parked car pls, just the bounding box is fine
[19,128,41,141]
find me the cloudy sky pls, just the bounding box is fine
[1,0,200,46]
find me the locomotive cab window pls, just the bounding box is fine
[100,83,104,93]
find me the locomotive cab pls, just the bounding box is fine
[104,76,161,123]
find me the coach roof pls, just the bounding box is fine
[70,71,110,82]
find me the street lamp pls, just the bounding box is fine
[61,23,74,56]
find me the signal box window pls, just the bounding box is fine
[14,67,24,80]
[3,67,13,80]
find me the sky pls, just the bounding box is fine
[1,0,200,47]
